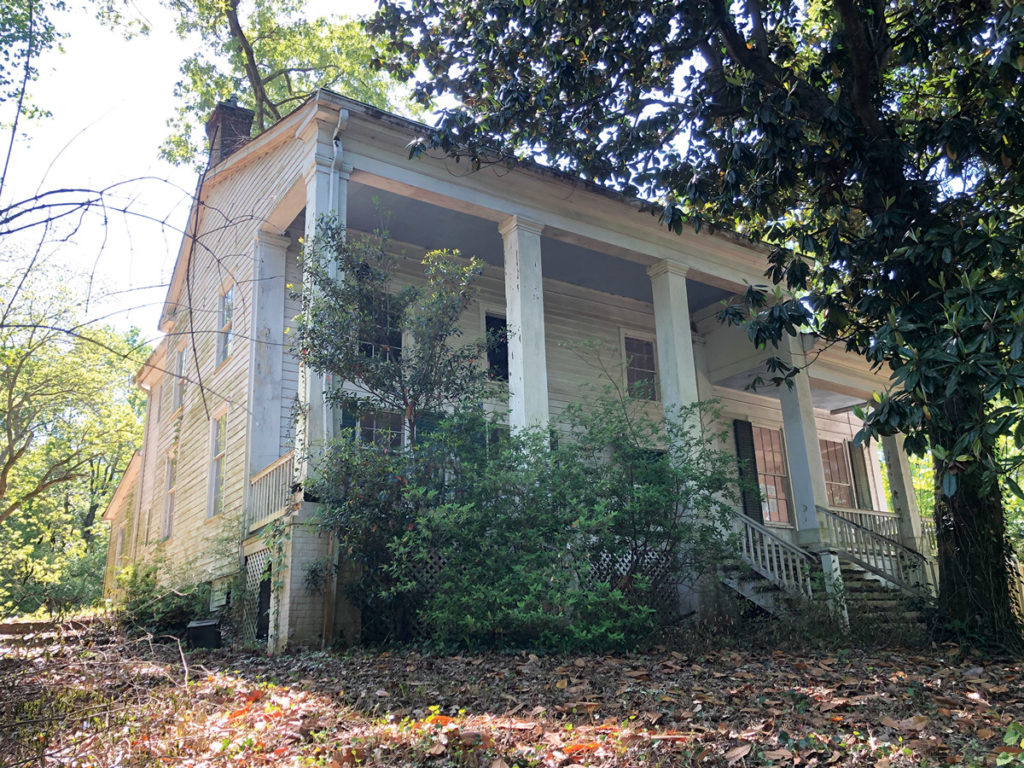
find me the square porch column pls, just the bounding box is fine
[881,433,924,552]
[295,118,350,473]
[646,261,700,414]
[499,215,549,431]
[778,334,829,547]
[248,231,289,475]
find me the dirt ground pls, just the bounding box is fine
[2,618,1023,767]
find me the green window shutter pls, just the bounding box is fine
[733,419,763,524]
[849,441,874,510]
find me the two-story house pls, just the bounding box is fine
[103,91,934,651]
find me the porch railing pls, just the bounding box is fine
[920,517,938,556]
[817,506,936,595]
[730,512,818,599]
[246,451,295,533]
[830,507,900,541]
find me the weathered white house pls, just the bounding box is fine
[103,91,936,649]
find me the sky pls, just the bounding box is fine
[2,0,376,344]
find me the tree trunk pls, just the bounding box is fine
[931,401,1018,644]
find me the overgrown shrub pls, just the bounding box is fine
[311,395,742,651]
[116,563,210,636]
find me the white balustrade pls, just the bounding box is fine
[731,513,817,599]
[817,506,936,594]
[246,452,296,532]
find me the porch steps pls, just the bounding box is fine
[718,558,791,615]
[839,560,926,627]
[719,555,925,630]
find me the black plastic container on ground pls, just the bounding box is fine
[186,619,221,649]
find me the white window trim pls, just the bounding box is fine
[208,408,228,518]
[216,282,235,367]
[171,346,186,412]
[619,328,659,402]
[162,453,176,539]
[747,419,795,528]
[115,525,127,566]
[820,437,858,509]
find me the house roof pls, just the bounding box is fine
[135,337,167,390]
[157,90,770,333]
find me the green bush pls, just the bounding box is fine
[116,563,210,636]
[311,395,742,651]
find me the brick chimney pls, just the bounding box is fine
[205,99,255,167]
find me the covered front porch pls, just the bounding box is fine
[700,319,937,607]
[240,93,936,647]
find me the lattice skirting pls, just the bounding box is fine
[586,549,681,617]
[243,549,271,645]
[359,548,680,642]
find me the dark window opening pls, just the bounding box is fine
[359,295,402,362]
[486,314,509,382]
[624,336,657,400]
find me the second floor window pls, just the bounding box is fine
[359,294,402,362]
[217,285,235,365]
[209,412,227,517]
[171,348,186,411]
[360,410,404,449]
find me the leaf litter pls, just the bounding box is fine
[1,619,1023,767]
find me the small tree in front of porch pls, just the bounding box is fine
[297,215,490,444]
[295,217,497,640]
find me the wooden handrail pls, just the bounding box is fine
[729,511,818,599]
[920,517,938,556]
[817,506,936,596]
[250,450,295,485]
[829,507,900,540]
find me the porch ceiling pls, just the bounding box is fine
[715,369,870,413]
[347,182,732,311]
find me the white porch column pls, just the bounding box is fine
[882,433,924,552]
[296,109,349,477]
[778,334,829,546]
[499,215,549,431]
[647,261,700,414]
[248,231,289,474]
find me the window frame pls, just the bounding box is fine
[208,409,228,518]
[484,311,509,383]
[358,409,404,449]
[171,346,186,412]
[750,424,793,526]
[358,292,403,362]
[162,452,176,539]
[216,283,235,367]
[620,329,659,402]
[115,524,127,566]
[820,438,857,508]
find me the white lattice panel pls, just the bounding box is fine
[243,549,271,645]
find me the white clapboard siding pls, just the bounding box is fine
[134,133,309,577]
